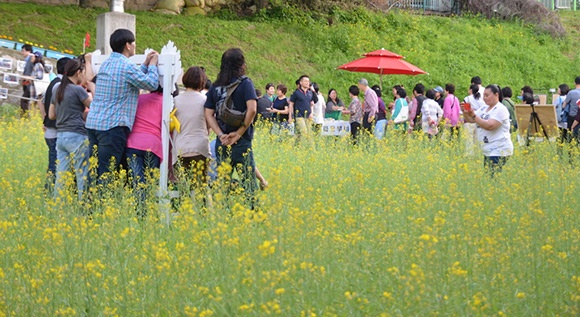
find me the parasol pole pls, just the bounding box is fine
[379,68,383,90]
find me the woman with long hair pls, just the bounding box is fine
[325,89,344,120]
[29,52,46,102]
[48,58,92,200]
[204,48,259,209]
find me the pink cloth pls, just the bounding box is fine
[409,97,418,128]
[126,92,163,161]
[442,94,461,126]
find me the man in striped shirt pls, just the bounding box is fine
[86,29,159,179]
[358,78,378,134]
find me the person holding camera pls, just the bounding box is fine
[463,85,513,174]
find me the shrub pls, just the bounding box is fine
[456,0,566,37]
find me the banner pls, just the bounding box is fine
[321,120,350,136]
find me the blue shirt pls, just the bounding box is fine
[204,77,257,141]
[86,52,159,131]
[23,55,34,76]
[289,88,314,118]
[564,88,580,118]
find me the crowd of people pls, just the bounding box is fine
[256,75,580,170]
[32,28,580,213]
[35,29,263,212]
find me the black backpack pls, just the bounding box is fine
[414,95,426,130]
[43,77,61,128]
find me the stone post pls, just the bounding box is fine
[96,0,135,55]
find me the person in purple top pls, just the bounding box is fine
[371,85,388,140]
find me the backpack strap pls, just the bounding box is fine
[506,98,514,108]
[225,76,247,107]
[218,76,247,118]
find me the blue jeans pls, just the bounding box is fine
[55,132,89,200]
[374,119,387,140]
[125,148,161,184]
[126,148,160,218]
[208,139,218,182]
[45,137,57,190]
[215,137,258,209]
[87,126,130,179]
[484,156,509,176]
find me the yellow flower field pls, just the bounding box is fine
[0,109,579,316]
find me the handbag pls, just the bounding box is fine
[393,99,409,124]
[169,108,180,133]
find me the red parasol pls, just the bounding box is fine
[338,48,428,89]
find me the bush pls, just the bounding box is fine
[457,0,566,37]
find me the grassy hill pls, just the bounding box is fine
[1,3,579,97]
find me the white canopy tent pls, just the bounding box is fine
[90,41,182,198]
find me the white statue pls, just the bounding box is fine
[111,0,125,13]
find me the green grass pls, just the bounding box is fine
[1,3,580,97]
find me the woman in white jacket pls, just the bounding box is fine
[421,89,443,138]
[312,83,326,131]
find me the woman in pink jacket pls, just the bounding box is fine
[442,83,461,138]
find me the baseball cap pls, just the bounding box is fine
[33,51,43,59]
[434,86,444,93]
